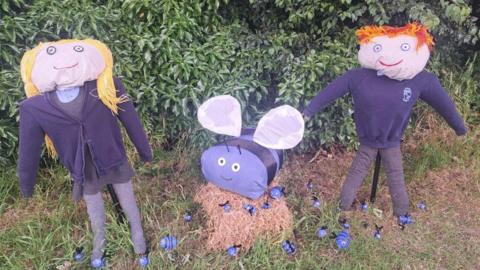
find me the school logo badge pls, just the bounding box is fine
[403,87,412,102]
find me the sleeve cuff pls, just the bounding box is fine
[455,128,467,136]
[140,153,153,162]
[20,188,33,198]
[302,108,314,118]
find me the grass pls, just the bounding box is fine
[1,63,479,269]
[1,120,479,270]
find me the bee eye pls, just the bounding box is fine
[231,163,240,172]
[373,44,382,53]
[46,46,56,55]
[73,45,84,52]
[400,43,410,51]
[217,157,226,166]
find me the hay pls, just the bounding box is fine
[194,177,293,252]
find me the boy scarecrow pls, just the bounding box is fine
[303,23,466,221]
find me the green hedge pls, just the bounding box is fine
[0,0,479,165]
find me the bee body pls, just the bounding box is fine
[227,245,241,256]
[198,96,304,199]
[317,226,328,238]
[159,235,178,250]
[360,201,368,212]
[201,129,284,200]
[244,204,257,215]
[282,240,296,255]
[312,196,321,208]
[417,201,426,210]
[73,247,84,262]
[335,231,350,249]
[269,186,285,199]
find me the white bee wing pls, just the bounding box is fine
[197,95,242,137]
[253,105,305,149]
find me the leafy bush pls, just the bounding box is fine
[0,0,478,165]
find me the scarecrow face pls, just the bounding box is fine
[31,41,105,92]
[358,34,430,80]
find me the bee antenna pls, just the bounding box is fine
[237,144,242,155]
[224,140,230,152]
[219,200,229,207]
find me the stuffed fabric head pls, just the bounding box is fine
[20,39,127,156]
[356,22,434,81]
[31,41,104,92]
[20,39,126,113]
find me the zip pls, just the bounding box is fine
[86,139,101,176]
[80,125,86,184]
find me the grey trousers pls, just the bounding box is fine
[84,181,147,260]
[339,144,409,216]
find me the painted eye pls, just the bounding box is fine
[373,44,382,53]
[73,45,84,52]
[218,157,226,166]
[46,46,56,55]
[231,163,240,172]
[400,43,411,51]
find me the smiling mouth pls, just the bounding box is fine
[220,175,233,181]
[53,63,79,70]
[379,60,403,67]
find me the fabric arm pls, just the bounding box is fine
[17,106,45,197]
[303,70,353,118]
[420,75,467,135]
[114,78,153,162]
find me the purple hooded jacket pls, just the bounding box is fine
[17,77,152,197]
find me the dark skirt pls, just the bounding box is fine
[72,145,134,201]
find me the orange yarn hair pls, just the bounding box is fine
[355,22,435,51]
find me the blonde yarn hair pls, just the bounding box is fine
[20,39,128,157]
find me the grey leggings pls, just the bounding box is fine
[339,145,409,216]
[84,181,146,260]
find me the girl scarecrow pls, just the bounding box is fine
[17,39,152,268]
[303,23,467,222]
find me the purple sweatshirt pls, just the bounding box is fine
[17,77,152,197]
[303,68,466,148]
